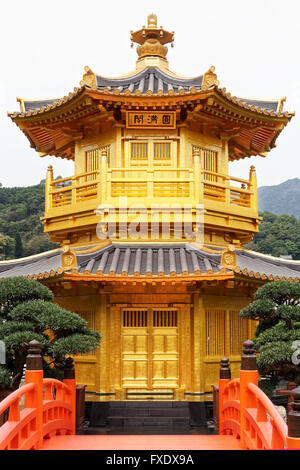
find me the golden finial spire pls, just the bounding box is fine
[130,14,174,62]
[147,13,157,29]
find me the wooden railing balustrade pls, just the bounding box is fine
[45,162,257,213]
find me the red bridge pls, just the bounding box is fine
[0,340,299,450]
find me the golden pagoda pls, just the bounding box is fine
[3,15,299,422]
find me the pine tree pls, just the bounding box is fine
[14,232,23,258]
[0,277,101,390]
[240,281,300,392]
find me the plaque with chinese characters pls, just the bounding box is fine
[126,111,176,129]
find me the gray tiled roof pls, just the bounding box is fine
[22,68,204,113]
[0,250,63,278]
[21,67,282,115]
[23,99,60,113]
[95,67,204,95]
[237,98,279,113]
[1,245,300,281]
[235,250,300,279]
[0,244,225,279]
[74,244,224,276]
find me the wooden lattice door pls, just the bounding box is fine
[121,308,179,393]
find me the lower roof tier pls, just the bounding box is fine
[0,243,300,282]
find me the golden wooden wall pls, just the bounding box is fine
[193,293,256,393]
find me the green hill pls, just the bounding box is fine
[246,211,300,260]
[0,183,59,260]
[258,178,300,218]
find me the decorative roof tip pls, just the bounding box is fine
[130,14,174,61]
[80,65,97,89]
[201,66,219,90]
[278,96,286,113]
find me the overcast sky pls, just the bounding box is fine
[1,0,299,188]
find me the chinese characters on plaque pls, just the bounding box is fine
[126,111,176,129]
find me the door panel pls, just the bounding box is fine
[122,327,148,388]
[121,308,179,391]
[152,326,178,388]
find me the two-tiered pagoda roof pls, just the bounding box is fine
[3,13,299,286]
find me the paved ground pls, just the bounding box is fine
[42,434,242,450]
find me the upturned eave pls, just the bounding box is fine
[8,82,293,161]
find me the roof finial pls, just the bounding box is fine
[130,14,174,63]
[147,13,157,28]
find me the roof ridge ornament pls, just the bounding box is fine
[201,66,220,91]
[80,66,97,90]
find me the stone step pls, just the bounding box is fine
[107,416,190,428]
[109,401,189,408]
[87,401,210,428]
[108,407,189,417]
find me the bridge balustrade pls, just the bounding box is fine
[218,340,300,450]
[0,338,299,449]
[0,341,76,450]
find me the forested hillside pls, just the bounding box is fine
[258,178,300,218]
[246,211,300,260]
[0,182,59,260]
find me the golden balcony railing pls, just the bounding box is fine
[44,164,257,214]
[201,170,253,208]
[47,171,100,208]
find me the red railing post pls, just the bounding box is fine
[63,357,76,434]
[239,340,258,449]
[24,340,44,449]
[287,386,300,449]
[219,357,231,434]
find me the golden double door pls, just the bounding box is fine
[121,308,179,393]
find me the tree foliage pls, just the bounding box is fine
[0,183,59,260]
[240,281,300,388]
[0,277,101,389]
[14,232,23,258]
[0,233,15,260]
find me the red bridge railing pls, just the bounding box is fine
[218,340,300,450]
[0,340,76,450]
[0,339,299,450]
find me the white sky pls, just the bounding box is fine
[1,0,299,188]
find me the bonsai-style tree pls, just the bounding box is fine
[240,280,300,393]
[0,277,101,390]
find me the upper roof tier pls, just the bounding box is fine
[20,66,282,114]
[8,14,294,161]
